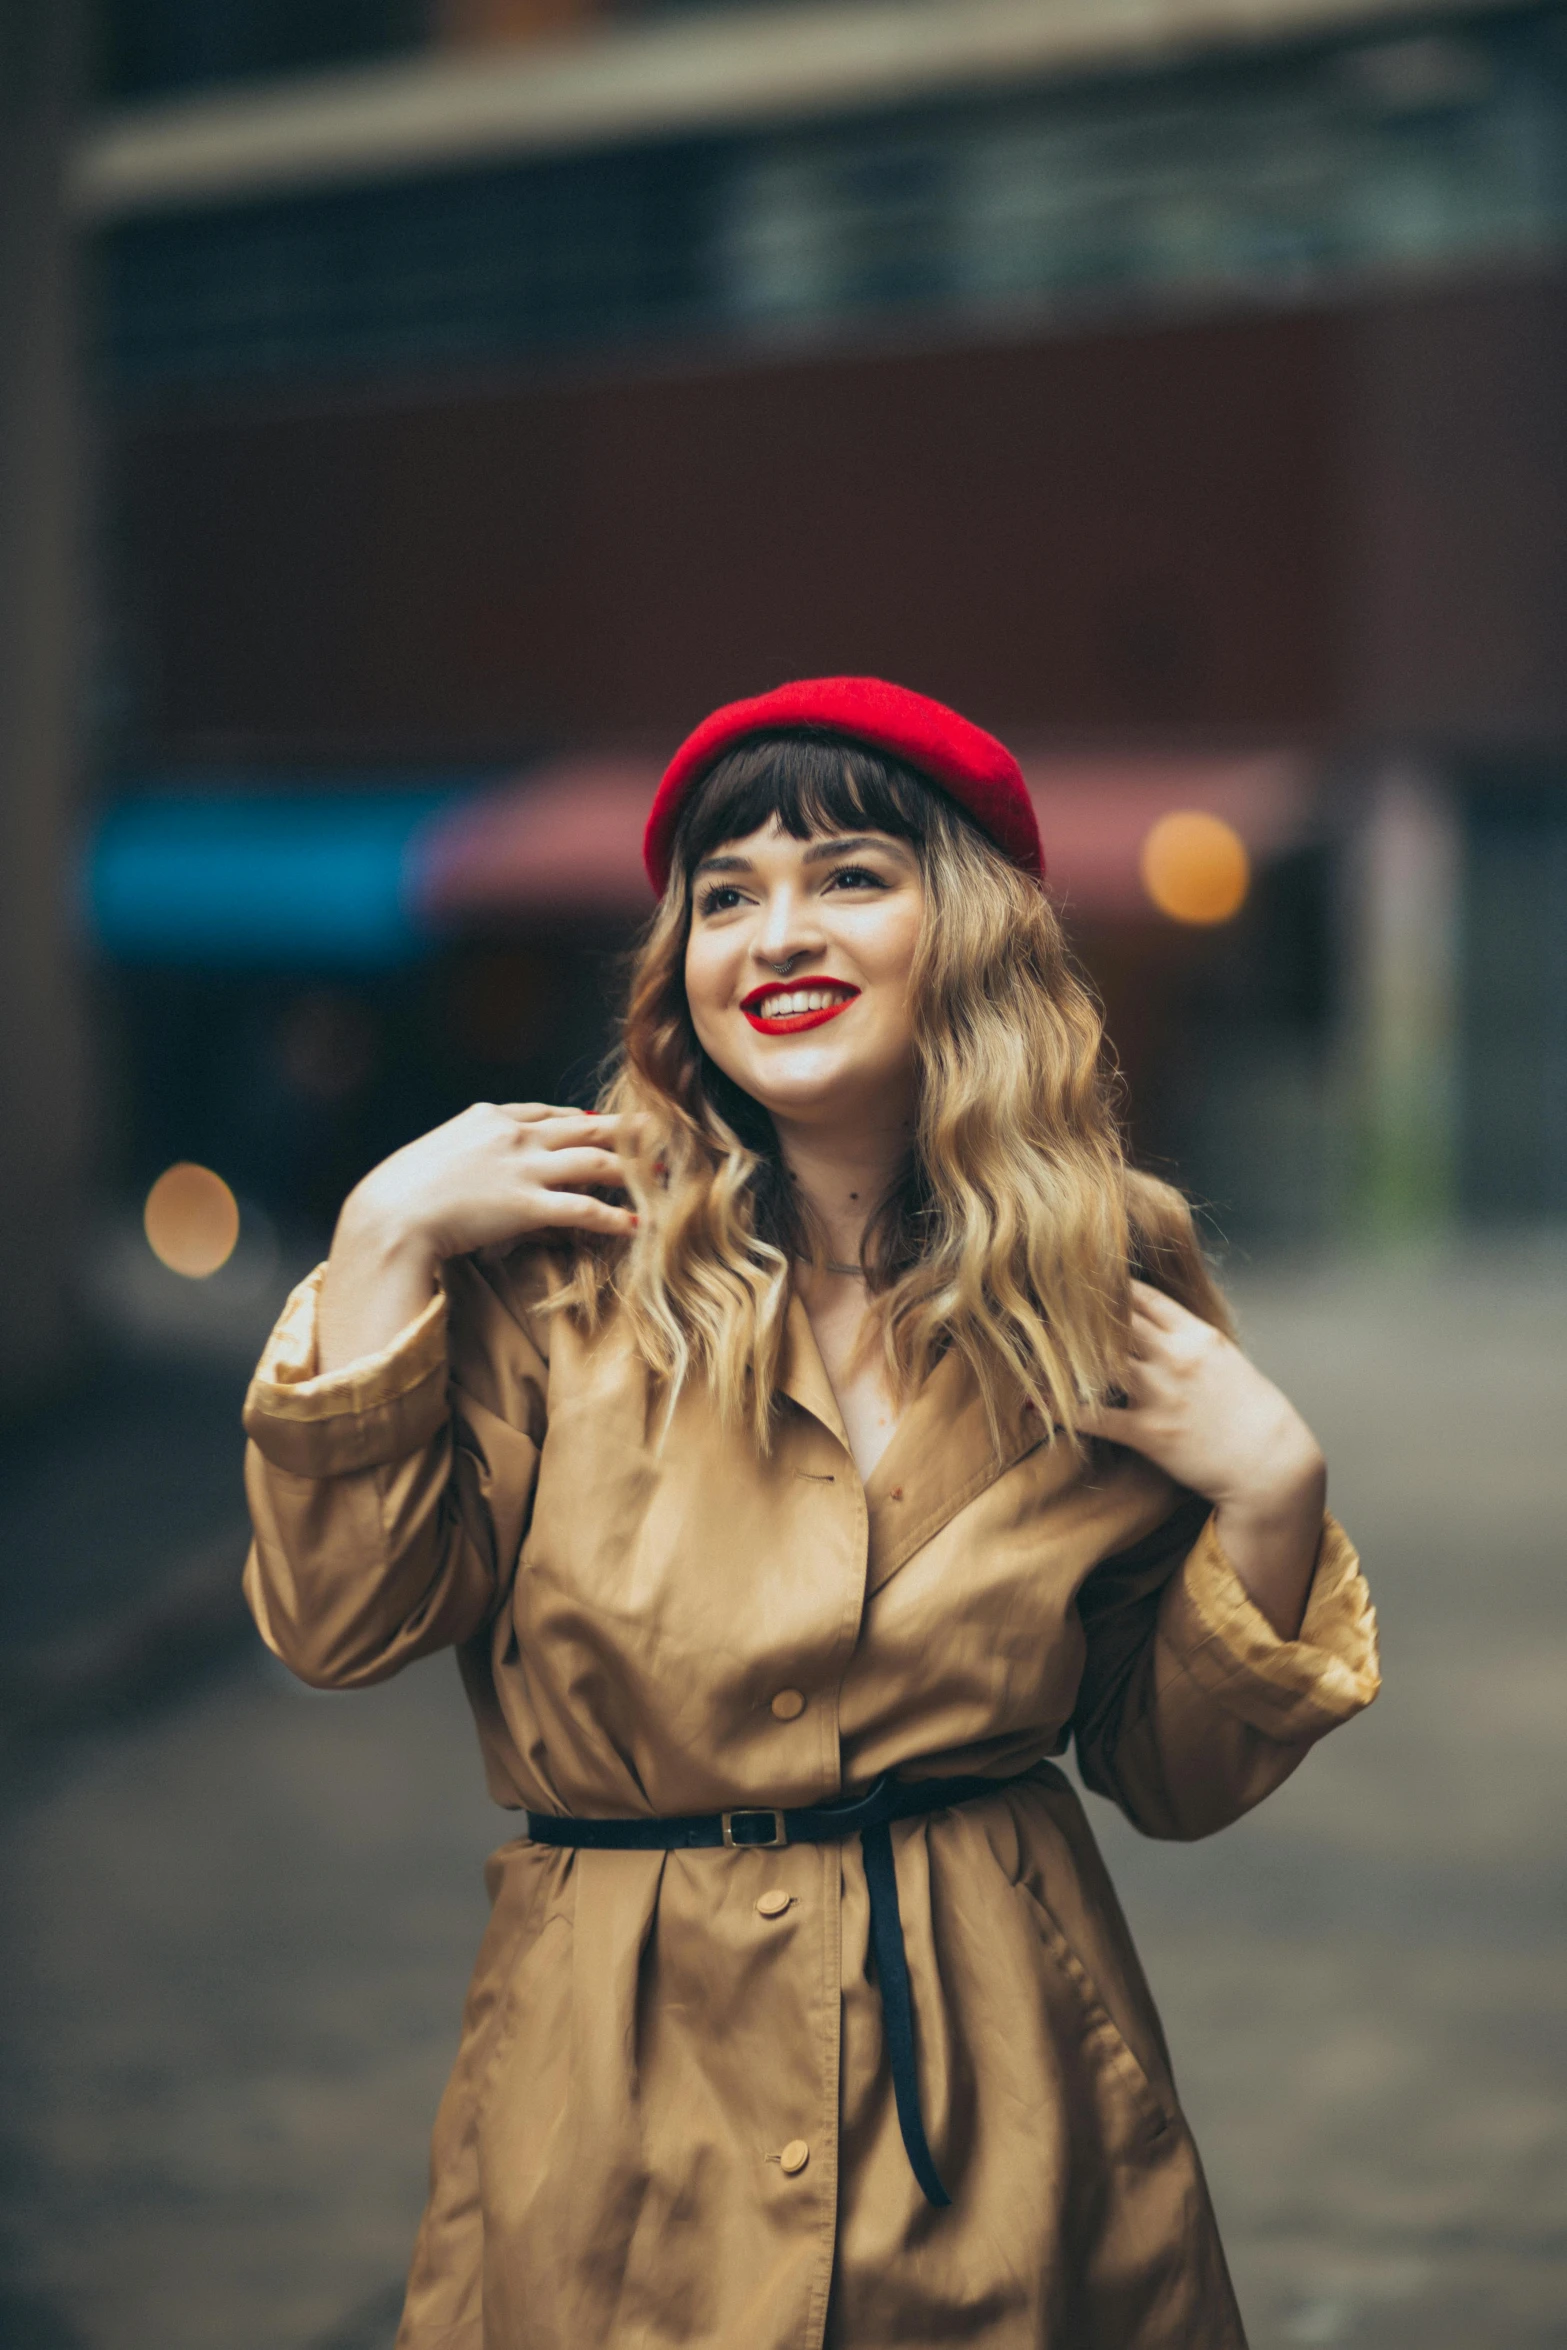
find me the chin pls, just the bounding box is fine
[734,1052,898,1125]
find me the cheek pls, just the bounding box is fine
[837,908,921,1067]
[682,938,729,1045]
[859,902,923,1000]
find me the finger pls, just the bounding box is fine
[1090,1348,1153,1415]
[531,1112,633,1150]
[1076,1397,1119,1431]
[1128,1305,1170,1355]
[1079,1363,1148,1420]
[1131,1292,1200,1343]
[1077,1397,1146,1444]
[534,1147,631,1191]
[498,1103,590,1130]
[1124,1307,1168,1362]
[542,1192,638,1235]
[1128,1279,1187,1329]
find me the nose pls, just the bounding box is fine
[752,881,823,976]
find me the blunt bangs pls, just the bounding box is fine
[670,733,951,883]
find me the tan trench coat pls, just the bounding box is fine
[242,1247,1379,2350]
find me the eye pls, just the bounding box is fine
[824,864,888,891]
[696,883,745,916]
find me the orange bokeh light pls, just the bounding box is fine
[143,1162,240,1278]
[1139,811,1251,925]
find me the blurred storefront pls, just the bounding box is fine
[64,0,1567,1307]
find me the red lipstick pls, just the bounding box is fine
[740,977,860,1035]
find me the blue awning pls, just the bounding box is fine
[85,786,472,967]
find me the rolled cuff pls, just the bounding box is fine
[242,1264,450,1477]
[1160,1510,1380,1744]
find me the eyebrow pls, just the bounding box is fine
[802,834,897,866]
[693,833,901,878]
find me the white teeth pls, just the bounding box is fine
[757,988,851,1018]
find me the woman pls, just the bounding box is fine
[243,676,1379,2350]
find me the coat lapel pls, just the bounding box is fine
[776,1292,852,1453]
[861,1347,1056,1596]
[777,1299,1063,1596]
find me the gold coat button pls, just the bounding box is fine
[770,1689,806,1721]
[779,2139,810,2175]
[756,1889,792,1918]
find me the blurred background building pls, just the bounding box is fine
[4,11,1567,2349]
[3,0,1565,1394]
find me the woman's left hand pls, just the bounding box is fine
[1079,1281,1327,1639]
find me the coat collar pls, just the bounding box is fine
[778,1295,1057,1596]
[861,1345,1059,1595]
[777,1291,852,1451]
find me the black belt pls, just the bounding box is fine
[524,1769,1018,2208]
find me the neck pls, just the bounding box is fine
[772,1112,911,1268]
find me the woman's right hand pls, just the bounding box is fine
[317,1103,636,1372]
[349,1101,636,1262]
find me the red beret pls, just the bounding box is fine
[643,676,1043,894]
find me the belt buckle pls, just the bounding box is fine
[722,1807,787,1849]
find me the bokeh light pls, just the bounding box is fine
[1139,811,1251,925]
[143,1162,241,1278]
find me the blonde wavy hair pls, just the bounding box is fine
[560,734,1230,1448]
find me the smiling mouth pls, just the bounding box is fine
[740,979,861,1034]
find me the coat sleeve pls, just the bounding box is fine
[240,1253,550,1691]
[1069,1493,1380,1840]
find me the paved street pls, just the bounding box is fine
[1,1245,1564,2349]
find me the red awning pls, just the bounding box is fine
[415,759,657,922]
[413,751,1310,924]
[1024,754,1308,918]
